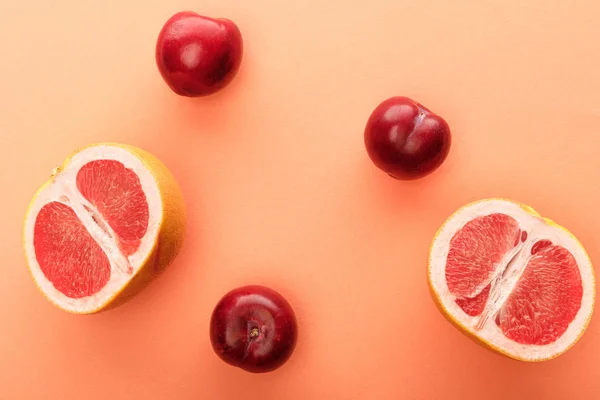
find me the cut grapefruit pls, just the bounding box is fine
[428,198,595,361]
[23,143,186,314]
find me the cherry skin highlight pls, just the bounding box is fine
[209,285,298,373]
[155,11,243,97]
[364,96,451,180]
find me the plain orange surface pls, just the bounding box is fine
[1,1,600,399]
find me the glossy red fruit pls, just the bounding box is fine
[155,11,243,97]
[209,285,298,373]
[364,96,451,180]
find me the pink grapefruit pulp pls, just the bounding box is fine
[428,199,595,361]
[23,143,186,313]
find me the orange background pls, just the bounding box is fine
[1,1,600,399]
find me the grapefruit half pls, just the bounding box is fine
[23,143,186,314]
[428,198,595,361]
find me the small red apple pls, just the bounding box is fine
[209,285,298,373]
[364,96,451,180]
[155,11,243,97]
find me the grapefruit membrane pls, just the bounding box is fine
[23,143,186,314]
[428,198,595,361]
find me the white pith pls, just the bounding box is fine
[429,199,595,360]
[24,145,163,313]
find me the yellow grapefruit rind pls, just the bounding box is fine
[427,198,595,362]
[23,143,187,314]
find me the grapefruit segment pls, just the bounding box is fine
[428,198,595,361]
[34,201,111,299]
[76,159,150,257]
[23,143,186,314]
[445,213,521,298]
[496,244,583,346]
[454,283,491,317]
